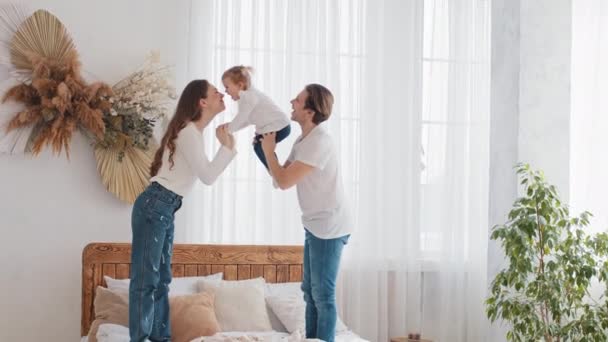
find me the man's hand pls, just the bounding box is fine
[260,132,277,154]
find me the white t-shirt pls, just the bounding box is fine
[227,87,290,134]
[288,125,352,239]
[150,122,236,196]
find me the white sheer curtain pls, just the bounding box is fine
[417,1,490,340]
[571,0,608,235]
[177,1,490,341]
[571,0,608,302]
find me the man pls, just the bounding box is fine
[261,84,352,342]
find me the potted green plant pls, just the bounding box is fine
[486,163,608,341]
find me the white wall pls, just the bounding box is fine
[0,1,188,340]
[518,0,572,201]
[488,1,520,340]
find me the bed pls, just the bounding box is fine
[81,243,367,342]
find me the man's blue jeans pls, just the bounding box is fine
[301,229,349,342]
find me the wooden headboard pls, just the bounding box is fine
[81,243,304,336]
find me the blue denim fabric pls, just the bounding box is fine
[301,229,350,342]
[129,182,182,342]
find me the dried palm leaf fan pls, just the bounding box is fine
[94,141,157,204]
[9,9,76,80]
[0,5,33,154]
[0,5,31,76]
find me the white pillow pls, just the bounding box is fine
[262,283,294,332]
[198,277,273,332]
[104,272,222,296]
[265,281,302,298]
[265,282,347,334]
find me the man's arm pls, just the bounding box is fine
[261,132,313,190]
[266,155,313,190]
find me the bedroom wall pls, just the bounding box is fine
[518,0,572,202]
[488,0,520,341]
[0,1,189,340]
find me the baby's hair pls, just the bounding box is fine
[222,65,254,90]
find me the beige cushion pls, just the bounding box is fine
[87,287,129,342]
[170,292,220,342]
[197,277,272,332]
[87,286,219,342]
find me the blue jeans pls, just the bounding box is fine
[253,124,291,170]
[301,229,349,342]
[129,182,182,342]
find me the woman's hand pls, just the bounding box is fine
[216,125,235,150]
[260,132,276,154]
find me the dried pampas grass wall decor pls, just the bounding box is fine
[0,7,112,158]
[0,5,176,203]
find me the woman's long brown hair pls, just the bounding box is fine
[150,80,210,177]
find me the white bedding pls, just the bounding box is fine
[90,323,369,342]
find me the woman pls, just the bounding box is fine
[129,80,236,342]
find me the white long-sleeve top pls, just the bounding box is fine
[227,87,290,134]
[150,122,236,196]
